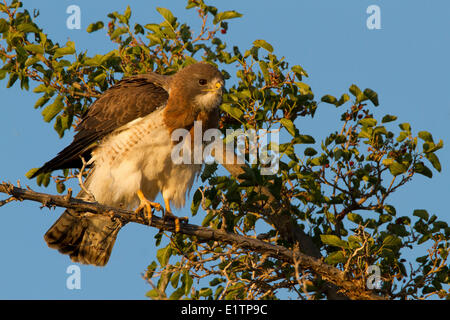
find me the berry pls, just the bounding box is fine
[349,161,354,166]
[221,29,226,34]
[325,164,329,168]
[357,114,363,119]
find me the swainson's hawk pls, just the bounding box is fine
[31,62,224,266]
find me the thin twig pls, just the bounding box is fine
[77,156,95,202]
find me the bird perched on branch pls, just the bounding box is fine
[31,62,224,266]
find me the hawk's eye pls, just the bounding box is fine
[198,79,208,86]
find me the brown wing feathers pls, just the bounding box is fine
[31,76,169,178]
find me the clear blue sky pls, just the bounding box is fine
[0,0,449,299]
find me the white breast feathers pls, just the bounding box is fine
[87,107,201,210]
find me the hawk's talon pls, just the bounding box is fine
[135,190,162,225]
[163,212,188,232]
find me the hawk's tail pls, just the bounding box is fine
[44,210,123,266]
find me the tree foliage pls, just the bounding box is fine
[0,0,448,300]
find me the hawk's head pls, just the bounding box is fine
[171,62,224,112]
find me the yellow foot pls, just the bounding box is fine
[135,190,162,224]
[163,212,188,232]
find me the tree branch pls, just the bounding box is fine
[0,182,384,300]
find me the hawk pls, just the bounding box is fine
[31,62,224,266]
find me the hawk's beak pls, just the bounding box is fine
[203,81,223,93]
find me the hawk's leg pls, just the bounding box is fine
[135,190,162,225]
[162,196,188,232]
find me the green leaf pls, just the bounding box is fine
[382,158,394,167]
[34,95,50,109]
[399,123,411,132]
[183,270,193,296]
[144,23,161,33]
[325,251,346,265]
[0,18,8,33]
[156,246,172,266]
[413,162,433,178]
[199,288,212,297]
[280,118,296,137]
[93,73,106,83]
[293,135,315,144]
[110,27,128,40]
[86,21,104,33]
[146,289,160,299]
[359,118,377,127]
[349,84,365,103]
[382,114,397,123]
[214,286,224,299]
[54,113,72,138]
[418,234,431,245]
[382,235,402,248]
[425,153,441,172]
[24,56,40,67]
[191,189,202,216]
[291,65,308,78]
[388,161,407,176]
[36,172,51,187]
[33,84,47,93]
[124,5,132,20]
[17,23,39,33]
[169,287,184,300]
[156,7,176,26]
[56,182,65,194]
[348,212,363,224]
[41,95,63,122]
[170,271,180,289]
[304,147,317,156]
[396,131,408,142]
[220,103,243,121]
[213,10,243,24]
[321,94,337,105]
[25,168,39,179]
[423,139,443,153]
[295,82,312,95]
[413,209,429,221]
[363,88,379,106]
[6,73,18,88]
[320,234,348,249]
[358,126,372,139]
[253,39,273,53]
[336,93,350,107]
[384,205,397,216]
[54,42,75,58]
[146,261,157,279]
[259,60,269,81]
[24,44,44,54]
[418,131,434,143]
[348,236,362,249]
[380,248,395,259]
